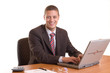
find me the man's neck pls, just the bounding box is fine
[45,26,56,32]
[45,26,56,34]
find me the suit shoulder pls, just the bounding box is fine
[57,27,67,33]
[29,24,44,34]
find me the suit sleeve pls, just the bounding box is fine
[29,30,60,64]
[65,31,82,57]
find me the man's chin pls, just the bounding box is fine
[48,26,56,31]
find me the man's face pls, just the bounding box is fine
[44,10,59,31]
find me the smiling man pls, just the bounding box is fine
[28,5,82,65]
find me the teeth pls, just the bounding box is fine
[50,23,54,24]
[49,22,55,24]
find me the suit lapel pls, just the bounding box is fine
[41,25,52,53]
[56,27,61,55]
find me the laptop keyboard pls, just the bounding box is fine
[67,62,78,65]
[57,62,78,68]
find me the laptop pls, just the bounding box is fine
[57,39,110,69]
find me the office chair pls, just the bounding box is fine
[17,38,30,66]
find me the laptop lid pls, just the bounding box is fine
[78,39,110,69]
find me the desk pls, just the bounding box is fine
[13,55,110,73]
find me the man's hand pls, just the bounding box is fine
[62,54,83,64]
[62,56,80,64]
[77,54,83,62]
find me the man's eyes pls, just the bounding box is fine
[46,16,51,19]
[46,16,57,19]
[53,16,57,18]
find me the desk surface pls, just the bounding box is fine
[13,55,110,73]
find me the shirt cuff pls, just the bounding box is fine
[58,56,63,63]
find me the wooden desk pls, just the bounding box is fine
[13,55,110,73]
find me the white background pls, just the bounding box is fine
[0,0,110,73]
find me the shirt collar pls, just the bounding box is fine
[45,27,56,36]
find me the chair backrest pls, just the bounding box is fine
[17,38,30,66]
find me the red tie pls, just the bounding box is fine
[50,33,55,56]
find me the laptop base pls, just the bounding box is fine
[57,63,78,69]
[57,61,99,69]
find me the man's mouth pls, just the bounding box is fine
[49,22,55,26]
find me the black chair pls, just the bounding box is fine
[17,38,30,66]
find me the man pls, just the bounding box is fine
[28,5,82,65]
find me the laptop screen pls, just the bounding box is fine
[79,39,110,67]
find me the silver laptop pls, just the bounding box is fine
[57,39,110,69]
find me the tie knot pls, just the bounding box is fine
[50,33,55,37]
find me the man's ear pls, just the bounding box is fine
[58,15,60,20]
[44,15,46,20]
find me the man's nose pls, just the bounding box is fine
[50,17,54,21]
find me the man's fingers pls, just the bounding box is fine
[71,57,79,64]
[62,56,81,64]
[71,60,77,64]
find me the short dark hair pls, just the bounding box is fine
[44,5,59,16]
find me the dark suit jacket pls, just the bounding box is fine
[28,24,81,64]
